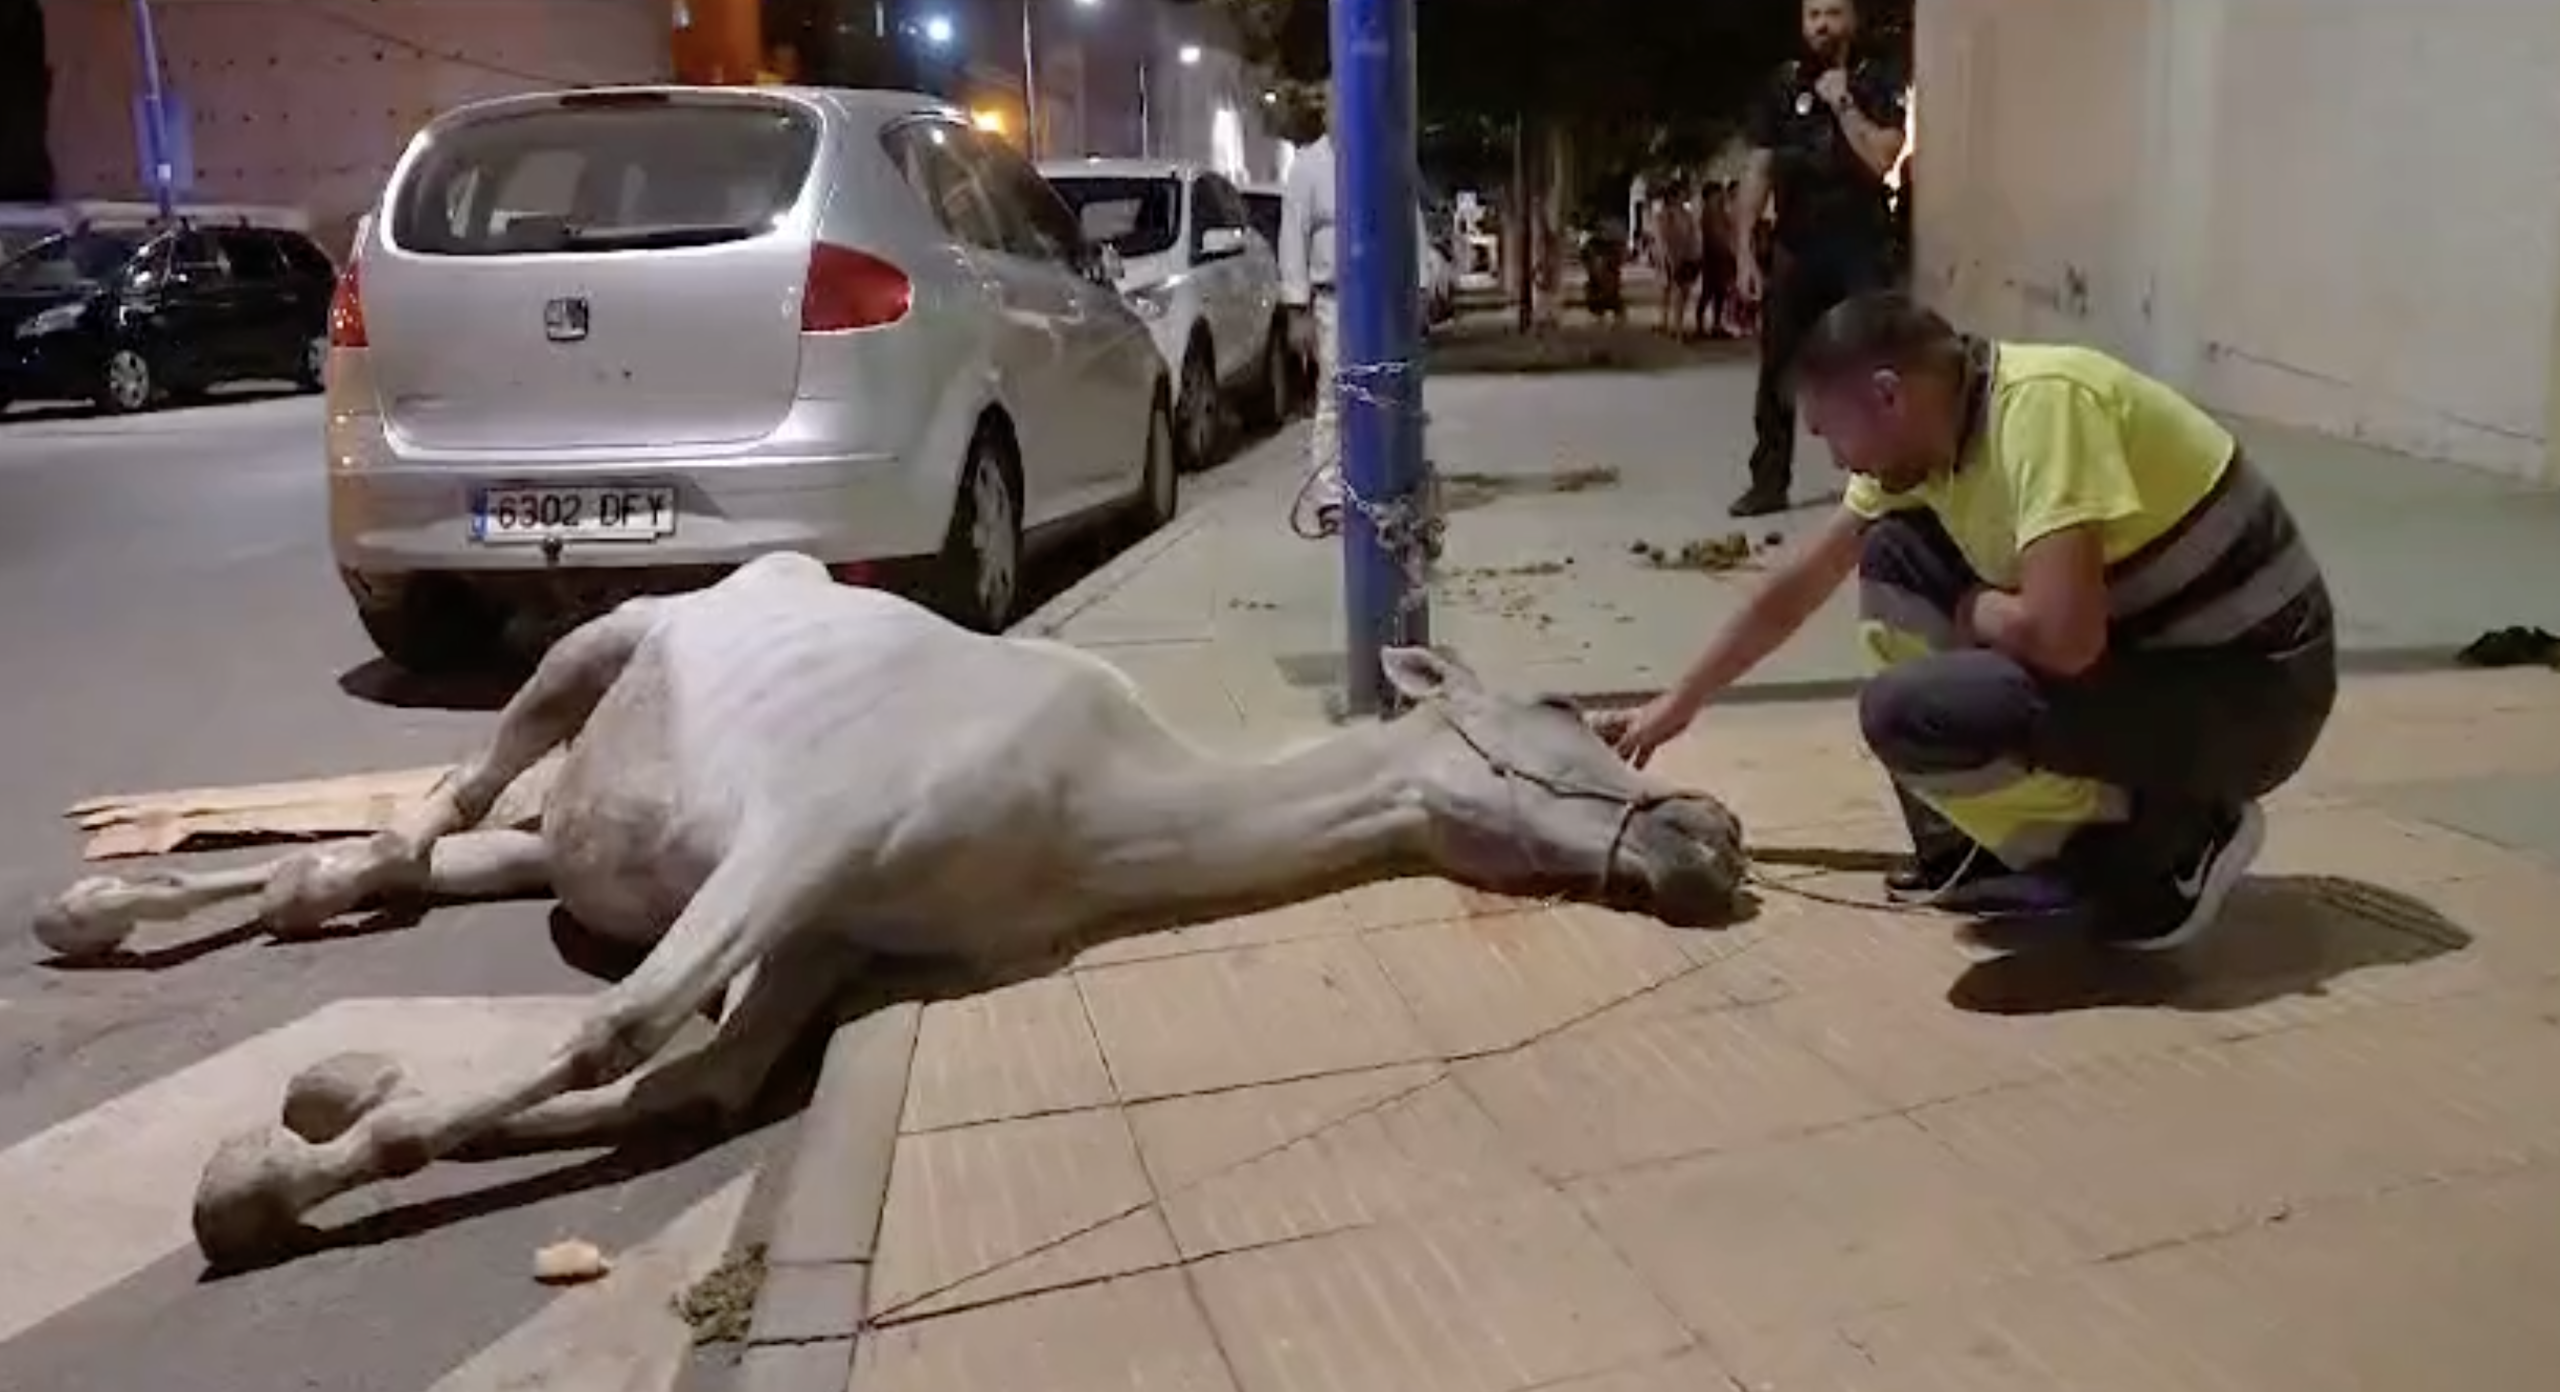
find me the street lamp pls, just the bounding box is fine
[920,14,955,46]
[127,0,177,219]
[1178,43,1203,65]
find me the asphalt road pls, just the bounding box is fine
[0,394,778,1392]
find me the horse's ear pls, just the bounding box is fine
[1381,647,1478,701]
[1379,647,1448,701]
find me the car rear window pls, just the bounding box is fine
[0,230,147,288]
[389,98,820,256]
[1242,193,1281,252]
[273,231,338,278]
[1048,176,1180,259]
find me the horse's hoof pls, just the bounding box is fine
[283,1053,406,1143]
[30,878,148,959]
[192,1126,308,1267]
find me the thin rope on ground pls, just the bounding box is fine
[864,895,1797,1324]
[862,832,1978,1325]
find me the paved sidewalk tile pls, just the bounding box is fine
[1758,970,2219,1110]
[1187,1193,1691,1392]
[1075,938,1434,1101]
[1715,896,1982,994]
[1072,880,1470,968]
[1455,1002,1886,1180]
[1913,988,2560,1258]
[855,1269,1238,1392]
[1526,1351,1737,1392]
[1153,1075,1548,1259]
[2413,863,2560,981]
[1573,1112,2101,1350]
[1364,905,1703,1057]
[2256,802,2545,887]
[2292,675,2560,794]
[867,1107,1169,1318]
[1739,1157,2560,1391]
[1126,1062,1444,1192]
[901,976,1116,1132]
[2371,770,2560,871]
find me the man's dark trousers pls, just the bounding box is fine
[1747,244,1894,499]
[1854,509,2338,907]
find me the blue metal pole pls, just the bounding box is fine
[128,0,175,219]
[1329,0,1428,716]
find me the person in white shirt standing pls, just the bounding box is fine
[1279,110,1343,535]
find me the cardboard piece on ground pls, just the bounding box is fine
[67,766,461,861]
[68,754,566,862]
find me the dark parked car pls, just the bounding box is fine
[0,221,338,414]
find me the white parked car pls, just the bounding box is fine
[326,86,1174,669]
[1041,159,1286,471]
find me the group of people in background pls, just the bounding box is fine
[1643,179,1759,344]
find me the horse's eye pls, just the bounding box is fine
[1534,694,1582,717]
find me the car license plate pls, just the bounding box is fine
[471,486,678,544]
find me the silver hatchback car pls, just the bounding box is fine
[327,86,1175,670]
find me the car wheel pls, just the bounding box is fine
[296,335,327,392]
[1244,319,1290,432]
[96,347,156,415]
[1119,386,1179,540]
[1176,338,1220,473]
[932,426,1025,633]
[346,573,503,675]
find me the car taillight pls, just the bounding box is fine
[327,260,368,348]
[802,243,911,332]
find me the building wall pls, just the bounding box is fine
[41,0,670,255]
[1911,0,2157,366]
[1138,7,1284,181]
[1916,0,2560,481]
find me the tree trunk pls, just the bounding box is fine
[1510,114,1533,333]
[1534,120,1569,328]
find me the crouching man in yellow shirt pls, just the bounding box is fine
[1603,293,2337,950]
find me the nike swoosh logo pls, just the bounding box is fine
[2172,855,2212,899]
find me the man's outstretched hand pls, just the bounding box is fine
[1588,694,1696,769]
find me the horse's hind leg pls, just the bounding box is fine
[33,830,554,961]
[260,602,658,935]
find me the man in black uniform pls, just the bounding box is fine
[1728,0,1909,518]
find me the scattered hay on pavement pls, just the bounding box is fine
[674,1242,767,1345]
[1438,465,1623,513]
[1444,557,1580,630]
[1631,532,1762,574]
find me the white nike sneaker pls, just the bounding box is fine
[2112,801,2266,953]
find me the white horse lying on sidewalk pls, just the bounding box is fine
[31,551,1746,1264]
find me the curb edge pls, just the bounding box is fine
[1015,490,1219,639]
[724,1001,921,1392]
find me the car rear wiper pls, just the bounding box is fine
[547,221,761,252]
